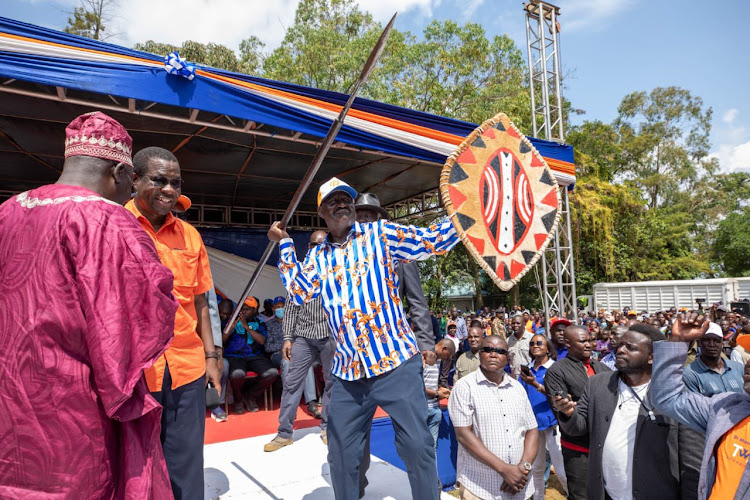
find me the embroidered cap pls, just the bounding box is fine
[317,177,357,207]
[64,111,133,167]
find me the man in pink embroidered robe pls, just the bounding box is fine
[0,112,178,499]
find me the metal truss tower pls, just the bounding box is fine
[524,0,578,322]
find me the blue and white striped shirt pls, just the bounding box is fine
[278,219,459,380]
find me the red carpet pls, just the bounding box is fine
[205,402,389,445]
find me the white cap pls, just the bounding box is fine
[317,177,357,207]
[703,322,723,338]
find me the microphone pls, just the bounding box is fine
[205,382,220,409]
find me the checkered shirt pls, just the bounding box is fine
[448,368,537,500]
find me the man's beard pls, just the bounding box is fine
[618,362,648,375]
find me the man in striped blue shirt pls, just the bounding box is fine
[268,177,459,500]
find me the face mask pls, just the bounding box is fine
[275,308,284,319]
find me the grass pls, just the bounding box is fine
[446,473,567,498]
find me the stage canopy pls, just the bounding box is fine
[0,16,575,224]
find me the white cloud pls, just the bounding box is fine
[114,0,299,51]
[37,0,439,51]
[710,108,750,173]
[460,0,485,19]
[711,140,750,173]
[723,108,739,124]
[356,0,437,22]
[560,0,638,32]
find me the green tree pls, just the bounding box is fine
[713,207,750,276]
[134,39,264,74]
[381,20,530,127]
[614,87,714,209]
[64,0,117,41]
[263,0,391,92]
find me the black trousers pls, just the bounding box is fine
[227,355,278,404]
[561,447,588,500]
[151,365,206,500]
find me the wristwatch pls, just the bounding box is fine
[522,461,532,471]
[205,351,220,361]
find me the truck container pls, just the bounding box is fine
[592,279,738,312]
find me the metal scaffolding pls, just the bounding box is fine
[524,0,578,321]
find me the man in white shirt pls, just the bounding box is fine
[553,323,682,500]
[449,335,539,499]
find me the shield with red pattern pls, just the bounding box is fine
[440,113,560,291]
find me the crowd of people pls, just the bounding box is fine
[2,110,750,500]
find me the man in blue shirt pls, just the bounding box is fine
[268,177,459,500]
[222,296,278,413]
[683,322,744,397]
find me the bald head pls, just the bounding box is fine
[310,230,328,247]
[218,298,233,322]
[58,155,134,206]
[564,325,592,361]
[481,334,507,350]
[435,338,456,360]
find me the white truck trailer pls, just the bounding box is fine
[592,278,739,312]
[737,277,750,301]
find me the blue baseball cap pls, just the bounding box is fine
[273,296,286,305]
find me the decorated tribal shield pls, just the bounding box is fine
[440,113,561,291]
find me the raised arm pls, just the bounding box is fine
[268,222,321,305]
[381,219,459,262]
[651,313,713,434]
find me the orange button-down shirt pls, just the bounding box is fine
[126,200,213,391]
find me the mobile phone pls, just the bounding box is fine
[520,365,532,377]
[553,390,566,399]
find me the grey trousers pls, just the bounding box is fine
[270,351,318,404]
[277,336,336,438]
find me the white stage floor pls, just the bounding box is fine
[203,425,454,499]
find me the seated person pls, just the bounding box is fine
[265,296,286,369]
[222,296,278,413]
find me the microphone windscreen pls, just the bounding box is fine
[205,386,220,409]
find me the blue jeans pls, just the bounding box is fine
[426,405,442,456]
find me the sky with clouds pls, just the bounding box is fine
[3,0,749,173]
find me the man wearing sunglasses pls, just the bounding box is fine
[126,146,221,499]
[449,335,539,499]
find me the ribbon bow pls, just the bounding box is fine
[164,51,195,81]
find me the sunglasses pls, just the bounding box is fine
[480,346,508,356]
[141,174,183,190]
[529,340,546,347]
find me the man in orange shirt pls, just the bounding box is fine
[652,312,750,499]
[126,146,221,500]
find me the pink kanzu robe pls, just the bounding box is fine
[0,185,178,499]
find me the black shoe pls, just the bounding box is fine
[307,401,322,419]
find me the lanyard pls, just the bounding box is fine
[624,383,655,422]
